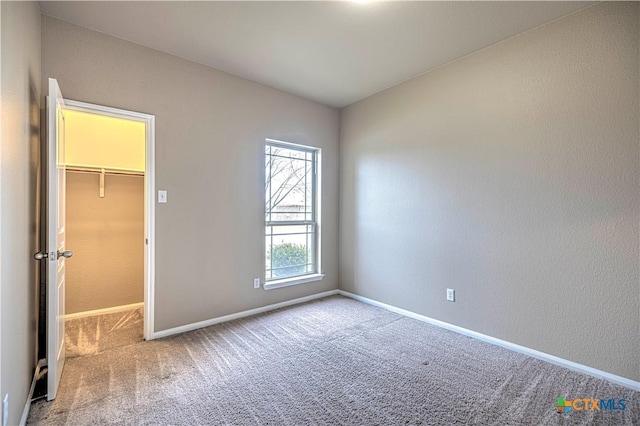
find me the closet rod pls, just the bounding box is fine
[66,166,144,176]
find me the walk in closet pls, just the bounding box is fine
[63,109,146,355]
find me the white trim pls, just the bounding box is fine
[337,290,640,391]
[64,302,144,320]
[19,359,46,426]
[315,147,322,280]
[0,3,3,419]
[153,290,338,339]
[62,99,155,341]
[264,273,325,290]
[265,138,318,152]
[144,115,156,341]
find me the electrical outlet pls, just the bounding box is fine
[253,278,261,289]
[3,394,8,426]
[446,288,455,302]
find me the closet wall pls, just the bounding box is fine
[66,172,144,314]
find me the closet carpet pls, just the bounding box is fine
[65,307,144,358]
[28,296,638,425]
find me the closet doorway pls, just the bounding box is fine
[61,100,155,357]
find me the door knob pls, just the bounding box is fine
[34,252,48,260]
[57,250,73,259]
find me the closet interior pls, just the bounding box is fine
[63,109,146,357]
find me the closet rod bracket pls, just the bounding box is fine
[99,168,106,198]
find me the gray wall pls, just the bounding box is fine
[339,2,639,381]
[66,172,144,314]
[0,1,41,424]
[41,16,340,332]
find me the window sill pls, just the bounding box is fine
[263,274,325,291]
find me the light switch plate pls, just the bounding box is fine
[158,190,167,203]
[446,288,455,302]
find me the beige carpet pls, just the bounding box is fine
[28,296,638,425]
[64,307,144,359]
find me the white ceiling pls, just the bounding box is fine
[39,1,593,108]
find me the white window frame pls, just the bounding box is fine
[263,139,323,290]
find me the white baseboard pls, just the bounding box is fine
[65,302,144,320]
[337,290,640,391]
[152,290,339,340]
[20,359,46,426]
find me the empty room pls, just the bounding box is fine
[1,1,638,425]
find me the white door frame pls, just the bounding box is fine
[63,99,156,340]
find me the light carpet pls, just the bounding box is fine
[28,296,638,425]
[64,307,144,358]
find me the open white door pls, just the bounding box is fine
[46,78,71,400]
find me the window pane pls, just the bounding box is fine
[266,146,313,222]
[266,224,315,278]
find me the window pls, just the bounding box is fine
[265,140,321,286]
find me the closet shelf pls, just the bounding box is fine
[66,165,144,176]
[66,165,143,198]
